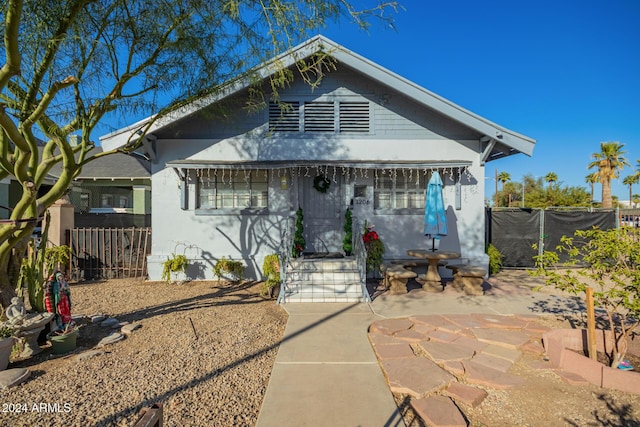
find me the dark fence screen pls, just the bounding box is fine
[543,210,616,263]
[488,208,616,268]
[488,209,541,268]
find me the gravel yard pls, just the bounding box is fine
[3,272,640,427]
[2,279,287,427]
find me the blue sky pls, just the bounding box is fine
[321,0,640,203]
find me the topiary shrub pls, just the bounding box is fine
[343,209,353,256]
[292,207,305,257]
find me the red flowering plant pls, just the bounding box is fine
[363,222,384,274]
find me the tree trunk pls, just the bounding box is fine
[602,178,612,208]
[0,257,17,309]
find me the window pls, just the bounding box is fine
[79,193,90,212]
[118,196,129,208]
[198,170,268,209]
[374,174,426,210]
[268,101,370,133]
[101,194,113,208]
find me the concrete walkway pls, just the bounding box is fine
[256,275,582,427]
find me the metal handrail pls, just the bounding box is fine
[276,214,294,304]
[352,217,370,302]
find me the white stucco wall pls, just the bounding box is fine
[146,135,488,281]
[144,65,498,281]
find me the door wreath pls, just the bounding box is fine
[313,175,331,193]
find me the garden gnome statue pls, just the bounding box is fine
[44,271,72,327]
[5,297,26,325]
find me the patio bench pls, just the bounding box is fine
[380,263,417,294]
[451,266,486,296]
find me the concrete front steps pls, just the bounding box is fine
[281,257,365,303]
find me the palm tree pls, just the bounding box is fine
[623,175,639,208]
[496,171,511,207]
[585,173,598,205]
[633,194,640,209]
[545,172,558,189]
[588,142,629,209]
[497,171,511,191]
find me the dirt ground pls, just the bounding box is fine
[4,271,640,427]
[4,279,287,427]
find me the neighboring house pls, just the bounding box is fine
[100,35,535,281]
[0,141,151,228]
[54,144,152,228]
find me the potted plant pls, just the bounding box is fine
[213,257,245,283]
[343,209,353,256]
[0,325,16,370]
[262,254,281,298]
[48,323,79,355]
[162,253,189,284]
[363,222,384,277]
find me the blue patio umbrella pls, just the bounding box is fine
[424,171,448,251]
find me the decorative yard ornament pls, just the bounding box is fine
[44,271,72,328]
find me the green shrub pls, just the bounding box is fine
[486,244,503,275]
[261,254,281,296]
[162,254,189,284]
[531,226,640,367]
[213,257,245,282]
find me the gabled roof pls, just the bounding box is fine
[100,35,535,160]
[46,146,150,181]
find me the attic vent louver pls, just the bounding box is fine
[339,102,369,133]
[269,102,300,131]
[304,102,334,132]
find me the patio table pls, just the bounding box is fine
[406,249,461,291]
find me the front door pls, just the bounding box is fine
[300,174,343,253]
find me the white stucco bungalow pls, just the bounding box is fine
[100,35,535,294]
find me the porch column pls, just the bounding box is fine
[133,185,151,215]
[47,195,75,247]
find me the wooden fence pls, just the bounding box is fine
[68,228,151,281]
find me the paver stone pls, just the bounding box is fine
[471,328,530,349]
[411,395,467,427]
[445,382,488,408]
[381,357,455,398]
[417,340,475,363]
[369,318,415,335]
